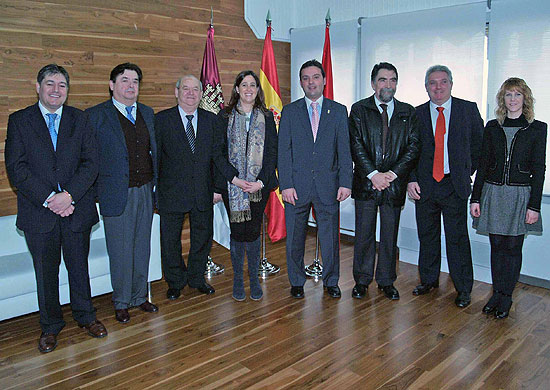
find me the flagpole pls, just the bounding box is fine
[305,9,332,280]
[201,7,226,277]
[258,9,283,277]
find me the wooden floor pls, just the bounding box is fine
[2,233,550,390]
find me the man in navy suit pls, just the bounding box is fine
[278,59,353,299]
[407,65,483,307]
[5,64,107,353]
[155,75,238,300]
[87,63,159,323]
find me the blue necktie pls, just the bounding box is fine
[185,114,196,153]
[46,113,58,151]
[125,106,135,124]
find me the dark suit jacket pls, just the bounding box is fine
[155,106,238,214]
[86,100,157,217]
[411,97,483,200]
[5,103,99,233]
[214,109,278,197]
[278,97,353,206]
[349,96,421,206]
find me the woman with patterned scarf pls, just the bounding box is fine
[216,70,278,301]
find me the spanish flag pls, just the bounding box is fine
[260,19,286,242]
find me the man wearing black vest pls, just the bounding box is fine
[87,63,159,323]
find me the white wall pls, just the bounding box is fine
[245,0,483,42]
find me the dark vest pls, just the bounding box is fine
[116,109,153,187]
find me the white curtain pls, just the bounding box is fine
[360,2,487,110]
[290,20,360,110]
[488,0,550,194]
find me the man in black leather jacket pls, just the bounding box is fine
[348,62,420,300]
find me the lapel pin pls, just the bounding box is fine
[327,109,330,114]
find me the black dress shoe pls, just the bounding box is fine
[494,299,512,319]
[482,304,497,314]
[455,292,471,308]
[193,282,215,295]
[139,301,159,313]
[379,284,400,300]
[325,285,342,298]
[412,282,439,296]
[166,288,181,300]
[115,309,130,323]
[494,309,510,319]
[79,320,108,338]
[352,284,368,299]
[290,286,304,299]
[38,333,57,353]
[482,292,501,314]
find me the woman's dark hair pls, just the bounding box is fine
[224,70,268,115]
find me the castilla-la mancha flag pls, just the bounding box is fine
[260,23,286,242]
[199,22,231,249]
[199,24,224,114]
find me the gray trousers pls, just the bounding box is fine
[104,182,153,309]
[285,187,340,287]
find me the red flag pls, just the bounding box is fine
[322,22,333,100]
[199,25,224,114]
[260,23,286,242]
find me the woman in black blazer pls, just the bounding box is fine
[216,70,278,301]
[470,77,547,318]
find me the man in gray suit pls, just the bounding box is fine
[87,63,159,323]
[278,59,353,299]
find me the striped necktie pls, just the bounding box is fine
[185,114,196,153]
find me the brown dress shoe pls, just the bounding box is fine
[115,309,130,323]
[139,301,159,313]
[38,333,57,353]
[79,320,108,338]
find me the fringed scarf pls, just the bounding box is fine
[227,106,266,223]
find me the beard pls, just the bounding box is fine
[379,88,396,103]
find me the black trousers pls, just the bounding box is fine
[25,218,96,334]
[489,234,524,296]
[415,177,473,293]
[353,200,401,287]
[160,207,212,289]
[222,192,269,243]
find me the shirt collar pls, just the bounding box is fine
[373,95,394,112]
[178,106,197,118]
[305,95,323,110]
[430,96,452,111]
[38,101,63,119]
[112,97,137,113]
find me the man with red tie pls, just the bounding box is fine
[407,65,483,308]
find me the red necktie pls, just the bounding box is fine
[433,107,445,182]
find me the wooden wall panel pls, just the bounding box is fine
[0,0,291,216]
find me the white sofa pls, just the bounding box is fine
[0,208,162,321]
